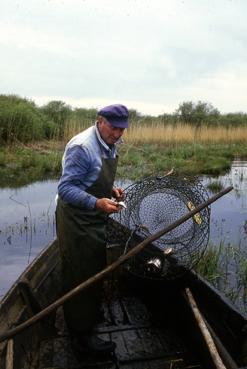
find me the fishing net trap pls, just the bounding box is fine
[108,175,211,280]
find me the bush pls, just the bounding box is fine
[0,95,56,143]
[41,100,73,138]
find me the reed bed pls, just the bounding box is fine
[196,243,247,313]
[63,119,247,145]
[125,123,247,144]
[2,118,247,187]
[63,119,92,143]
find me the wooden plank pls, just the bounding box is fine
[109,298,126,326]
[18,280,42,316]
[96,323,151,334]
[0,240,60,354]
[138,327,169,355]
[120,357,201,369]
[37,287,199,369]
[39,339,54,368]
[39,335,117,369]
[121,296,151,325]
[53,337,72,367]
[100,301,114,326]
[110,325,186,363]
[111,330,128,362]
[6,339,14,369]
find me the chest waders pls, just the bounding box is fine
[56,156,118,334]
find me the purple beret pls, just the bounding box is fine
[98,104,129,128]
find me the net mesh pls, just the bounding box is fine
[108,175,210,280]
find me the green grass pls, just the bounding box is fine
[0,145,62,187]
[116,142,246,180]
[195,243,247,313]
[195,243,223,283]
[207,181,224,193]
[1,141,247,187]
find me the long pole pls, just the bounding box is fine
[0,186,233,343]
[185,288,227,369]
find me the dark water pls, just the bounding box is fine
[0,162,247,301]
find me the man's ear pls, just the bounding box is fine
[97,116,104,127]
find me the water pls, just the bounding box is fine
[0,162,247,301]
[0,180,57,297]
[204,160,247,248]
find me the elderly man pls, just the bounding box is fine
[56,104,128,355]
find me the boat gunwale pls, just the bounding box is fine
[0,239,58,309]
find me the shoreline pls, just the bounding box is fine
[1,140,247,188]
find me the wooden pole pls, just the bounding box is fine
[204,317,239,369]
[0,186,233,343]
[6,339,14,369]
[185,288,227,369]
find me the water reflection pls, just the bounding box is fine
[203,160,247,248]
[0,180,57,296]
[0,162,247,299]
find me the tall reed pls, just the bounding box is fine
[125,123,247,144]
[63,119,247,145]
[63,118,92,143]
[195,243,247,313]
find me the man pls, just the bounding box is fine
[56,104,128,356]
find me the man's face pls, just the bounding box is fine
[97,117,125,145]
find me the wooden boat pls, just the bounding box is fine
[1,231,247,369]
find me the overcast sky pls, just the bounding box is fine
[1,0,246,115]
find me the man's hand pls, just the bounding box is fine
[96,198,121,214]
[112,187,124,200]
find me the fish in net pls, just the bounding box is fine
[107,175,210,280]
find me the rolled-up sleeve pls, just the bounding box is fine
[58,145,97,209]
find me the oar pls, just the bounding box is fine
[185,288,238,369]
[0,186,233,343]
[185,288,227,369]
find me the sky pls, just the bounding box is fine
[1,0,247,116]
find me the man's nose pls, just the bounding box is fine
[113,129,123,137]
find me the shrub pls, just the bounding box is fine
[0,95,56,144]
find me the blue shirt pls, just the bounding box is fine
[58,123,119,210]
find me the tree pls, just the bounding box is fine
[41,100,72,136]
[176,101,220,126]
[73,107,97,121]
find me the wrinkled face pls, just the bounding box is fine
[97,117,125,145]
